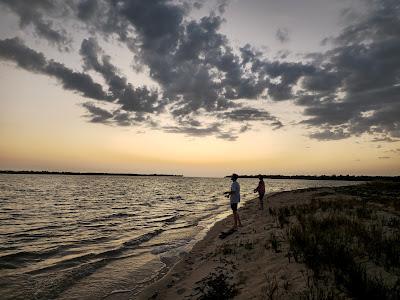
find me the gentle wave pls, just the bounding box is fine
[0,175,362,300]
[0,244,74,269]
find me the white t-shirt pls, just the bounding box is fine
[230,181,240,204]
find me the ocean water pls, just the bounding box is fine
[0,174,361,299]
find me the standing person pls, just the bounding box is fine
[254,175,265,210]
[224,173,242,230]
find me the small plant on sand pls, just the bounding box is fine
[197,271,238,300]
[280,274,290,291]
[299,273,336,300]
[283,278,290,291]
[218,243,235,256]
[278,213,289,228]
[262,274,279,300]
[268,207,276,217]
[384,216,400,229]
[356,206,373,219]
[269,232,281,253]
[244,241,254,250]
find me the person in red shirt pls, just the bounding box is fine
[254,175,265,210]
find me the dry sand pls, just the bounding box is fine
[132,187,334,300]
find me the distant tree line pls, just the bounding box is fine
[225,174,400,182]
[0,170,183,177]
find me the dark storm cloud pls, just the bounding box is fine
[78,3,236,117]
[0,37,46,72]
[123,11,273,118]
[2,0,398,142]
[301,70,342,93]
[82,102,141,126]
[219,107,284,130]
[139,14,230,110]
[76,0,98,21]
[276,28,289,43]
[295,0,400,141]
[79,37,160,113]
[46,60,114,101]
[334,0,400,46]
[0,0,287,139]
[113,110,139,126]
[0,0,70,50]
[238,46,316,100]
[80,38,123,91]
[0,37,111,101]
[263,62,315,97]
[82,102,113,123]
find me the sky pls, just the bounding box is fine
[0,0,399,177]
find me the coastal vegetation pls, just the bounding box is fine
[226,175,400,182]
[0,170,183,177]
[285,182,400,299]
[195,182,400,299]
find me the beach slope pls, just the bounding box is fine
[137,182,400,299]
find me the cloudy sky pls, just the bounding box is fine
[0,0,399,176]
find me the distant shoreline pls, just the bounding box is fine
[0,170,183,177]
[1,170,398,181]
[225,174,400,181]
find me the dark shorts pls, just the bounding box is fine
[230,203,238,212]
[259,193,265,201]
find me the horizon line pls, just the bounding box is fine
[1,170,399,179]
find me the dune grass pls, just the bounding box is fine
[196,271,238,300]
[280,182,400,299]
[189,182,399,300]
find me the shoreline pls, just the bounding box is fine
[132,182,399,299]
[103,196,246,300]
[122,188,324,299]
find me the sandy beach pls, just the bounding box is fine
[106,188,315,300]
[133,188,319,300]
[129,182,400,300]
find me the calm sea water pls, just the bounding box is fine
[0,174,361,299]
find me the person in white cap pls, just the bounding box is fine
[224,173,242,230]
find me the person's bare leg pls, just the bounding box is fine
[259,195,264,210]
[233,212,238,229]
[237,212,242,227]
